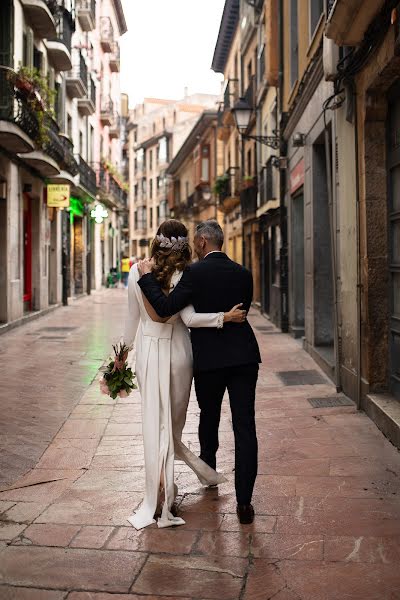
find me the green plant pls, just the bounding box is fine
[8,66,56,147]
[213,174,230,196]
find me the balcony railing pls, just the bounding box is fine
[109,42,120,72]
[52,8,73,54]
[76,0,96,31]
[240,179,258,220]
[223,78,239,111]
[99,164,128,207]
[0,66,40,149]
[100,98,113,125]
[244,75,256,109]
[76,154,96,196]
[66,52,88,98]
[58,133,78,175]
[259,158,276,207]
[100,16,114,52]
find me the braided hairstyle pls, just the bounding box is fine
[150,220,192,289]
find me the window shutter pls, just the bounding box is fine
[26,27,34,68]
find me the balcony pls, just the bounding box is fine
[0,67,36,154]
[109,115,120,139]
[109,42,120,72]
[98,165,128,208]
[66,52,88,99]
[76,0,96,31]
[75,154,97,197]
[100,17,114,53]
[20,0,57,38]
[259,158,277,210]
[77,77,96,116]
[216,168,241,213]
[240,179,258,221]
[325,0,385,46]
[220,78,239,128]
[100,99,113,126]
[46,8,73,71]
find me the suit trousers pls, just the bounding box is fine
[194,363,259,505]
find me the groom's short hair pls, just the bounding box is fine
[196,220,224,249]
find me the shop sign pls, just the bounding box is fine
[91,203,108,224]
[290,159,305,194]
[47,184,70,208]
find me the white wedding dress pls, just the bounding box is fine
[123,264,226,530]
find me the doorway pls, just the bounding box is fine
[23,193,32,312]
[312,138,334,356]
[292,192,305,336]
[73,216,84,295]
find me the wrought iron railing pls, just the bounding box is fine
[76,154,96,195]
[89,78,96,105]
[100,98,113,116]
[0,66,39,142]
[99,164,128,206]
[244,75,256,108]
[50,8,74,53]
[58,134,78,175]
[327,0,336,16]
[240,180,258,219]
[75,0,96,18]
[223,78,239,110]
[100,16,114,44]
[68,52,88,89]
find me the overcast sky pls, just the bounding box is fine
[120,0,225,107]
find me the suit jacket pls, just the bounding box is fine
[138,252,261,372]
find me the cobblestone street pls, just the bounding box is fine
[1,289,400,599]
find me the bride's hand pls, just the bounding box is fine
[224,303,247,323]
[138,258,154,276]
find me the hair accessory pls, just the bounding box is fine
[156,233,189,251]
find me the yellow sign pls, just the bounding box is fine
[47,184,70,208]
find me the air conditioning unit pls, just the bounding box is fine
[323,35,340,81]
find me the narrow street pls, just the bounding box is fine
[1,289,400,599]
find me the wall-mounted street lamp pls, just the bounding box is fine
[231,98,280,149]
[202,187,212,202]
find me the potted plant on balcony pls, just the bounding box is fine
[7,66,55,146]
[241,175,256,190]
[213,174,230,199]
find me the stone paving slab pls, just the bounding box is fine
[1,296,400,599]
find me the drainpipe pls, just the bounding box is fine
[278,0,289,333]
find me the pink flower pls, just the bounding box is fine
[118,389,128,398]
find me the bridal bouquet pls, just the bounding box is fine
[99,343,136,399]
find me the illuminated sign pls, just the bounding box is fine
[91,204,108,224]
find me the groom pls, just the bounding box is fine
[138,220,261,524]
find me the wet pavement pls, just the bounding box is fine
[1,289,400,599]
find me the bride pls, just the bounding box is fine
[123,219,246,530]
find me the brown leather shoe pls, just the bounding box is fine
[237,503,255,524]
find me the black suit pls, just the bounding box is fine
[138,252,261,504]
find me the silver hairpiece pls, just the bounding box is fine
[156,233,189,251]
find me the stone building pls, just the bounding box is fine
[325,0,400,446]
[127,94,219,257]
[165,110,225,241]
[0,0,128,332]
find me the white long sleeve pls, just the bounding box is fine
[180,305,224,329]
[122,267,141,347]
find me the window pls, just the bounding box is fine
[134,210,138,230]
[272,226,281,286]
[149,150,153,171]
[149,179,153,199]
[136,148,144,170]
[158,137,168,163]
[290,0,299,88]
[185,181,189,199]
[67,114,72,139]
[310,0,324,37]
[201,145,210,182]
[149,207,153,228]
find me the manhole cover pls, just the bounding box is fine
[38,327,77,332]
[308,396,354,408]
[255,326,274,332]
[278,370,327,386]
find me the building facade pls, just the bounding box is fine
[127,94,219,257]
[0,0,127,331]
